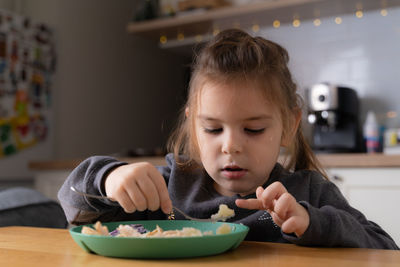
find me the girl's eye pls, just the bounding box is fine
[204,128,222,134]
[245,128,265,134]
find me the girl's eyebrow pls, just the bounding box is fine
[197,115,273,121]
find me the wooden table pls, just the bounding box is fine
[1,227,399,267]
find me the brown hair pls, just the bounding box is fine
[167,29,327,177]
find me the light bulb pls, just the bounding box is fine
[252,24,260,33]
[160,35,167,44]
[195,35,203,42]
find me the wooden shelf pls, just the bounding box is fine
[127,0,400,48]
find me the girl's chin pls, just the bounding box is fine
[213,181,256,197]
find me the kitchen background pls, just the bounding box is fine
[0,0,399,183]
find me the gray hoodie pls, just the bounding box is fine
[58,153,399,249]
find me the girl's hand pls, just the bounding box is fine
[235,181,309,237]
[104,162,172,215]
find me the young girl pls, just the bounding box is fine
[58,29,398,249]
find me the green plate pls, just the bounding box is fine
[69,220,249,259]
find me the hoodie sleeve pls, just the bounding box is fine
[57,156,128,225]
[283,173,399,250]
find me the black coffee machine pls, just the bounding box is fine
[306,83,362,153]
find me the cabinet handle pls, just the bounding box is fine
[332,175,343,182]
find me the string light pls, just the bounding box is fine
[213,28,220,36]
[159,3,390,45]
[160,35,167,44]
[177,33,184,41]
[273,20,280,28]
[252,24,260,33]
[195,35,203,42]
[387,111,397,118]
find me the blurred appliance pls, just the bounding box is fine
[306,83,362,152]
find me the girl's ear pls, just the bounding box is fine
[185,107,189,117]
[281,109,302,147]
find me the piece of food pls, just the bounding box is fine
[81,226,101,235]
[115,224,144,237]
[110,224,147,236]
[216,223,232,234]
[211,204,235,221]
[146,225,204,237]
[81,221,109,236]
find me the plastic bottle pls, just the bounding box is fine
[383,111,400,154]
[363,111,380,153]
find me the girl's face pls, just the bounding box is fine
[194,81,286,197]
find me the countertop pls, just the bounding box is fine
[28,153,400,171]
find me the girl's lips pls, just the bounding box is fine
[221,165,247,179]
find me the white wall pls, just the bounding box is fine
[0,0,186,179]
[260,7,400,126]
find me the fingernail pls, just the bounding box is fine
[163,205,172,215]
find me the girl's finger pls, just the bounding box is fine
[116,189,136,213]
[273,192,295,220]
[125,181,147,211]
[136,175,160,211]
[256,186,264,199]
[261,182,288,210]
[269,210,285,227]
[235,198,264,210]
[281,216,302,236]
[147,164,172,214]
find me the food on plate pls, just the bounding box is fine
[211,204,235,221]
[81,221,109,236]
[81,221,232,237]
[146,225,206,237]
[216,223,232,234]
[111,224,147,237]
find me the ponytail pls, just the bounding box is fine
[286,125,328,179]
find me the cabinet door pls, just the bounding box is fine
[327,168,400,246]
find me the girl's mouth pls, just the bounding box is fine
[221,165,247,179]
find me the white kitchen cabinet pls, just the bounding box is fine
[327,167,400,246]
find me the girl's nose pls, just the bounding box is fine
[221,132,242,154]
